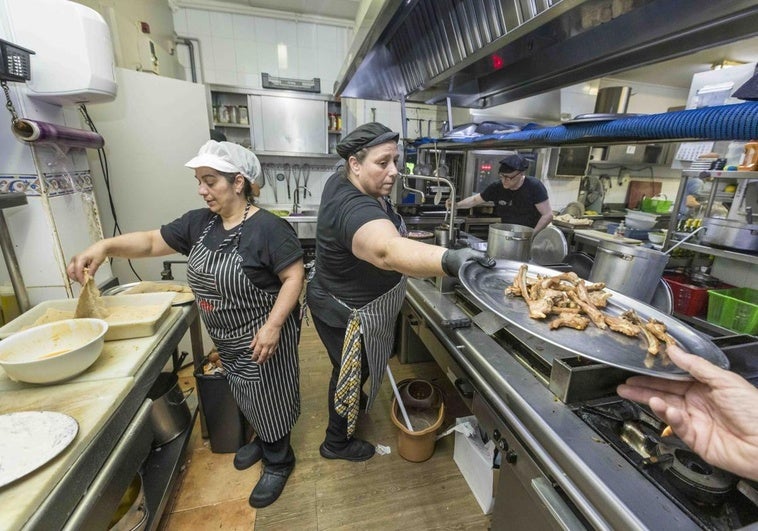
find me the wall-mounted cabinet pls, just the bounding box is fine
[208,85,341,157]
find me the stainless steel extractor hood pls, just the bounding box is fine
[336,0,758,109]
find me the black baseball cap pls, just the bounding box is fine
[498,153,530,173]
[336,122,399,160]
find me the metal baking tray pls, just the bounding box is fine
[459,259,728,380]
[102,281,194,306]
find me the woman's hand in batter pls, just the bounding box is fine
[249,323,282,364]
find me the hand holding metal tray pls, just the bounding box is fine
[459,259,729,380]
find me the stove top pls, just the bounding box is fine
[576,398,758,530]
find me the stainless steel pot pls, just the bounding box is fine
[109,474,148,531]
[147,372,193,446]
[589,240,669,303]
[434,224,458,247]
[487,223,533,261]
[700,217,758,253]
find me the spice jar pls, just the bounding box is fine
[238,106,249,125]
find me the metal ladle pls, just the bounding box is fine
[664,226,706,255]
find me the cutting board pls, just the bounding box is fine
[574,229,644,245]
[0,307,182,392]
[625,180,662,209]
[0,378,133,531]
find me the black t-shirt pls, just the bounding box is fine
[480,176,548,228]
[160,208,303,294]
[307,171,403,326]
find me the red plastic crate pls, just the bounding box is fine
[663,274,733,316]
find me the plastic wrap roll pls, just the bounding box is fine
[12,118,104,150]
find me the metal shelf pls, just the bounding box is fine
[212,122,249,129]
[674,241,757,264]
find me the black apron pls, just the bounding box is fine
[186,207,300,442]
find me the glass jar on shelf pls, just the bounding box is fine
[238,106,249,125]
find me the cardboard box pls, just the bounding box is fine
[453,416,496,514]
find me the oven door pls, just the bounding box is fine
[473,394,590,531]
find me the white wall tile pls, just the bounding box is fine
[278,44,298,77]
[211,38,237,71]
[235,41,259,74]
[276,19,298,49]
[209,11,234,37]
[199,39,215,73]
[316,24,338,50]
[232,14,256,41]
[257,43,279,77]
[297,22,317,49]
[254,16,279,45]
[239,73,261,89]
[317,48,341,80]
[172,10,188,35]
[203,68,217,84]
[214,69,238,86]
[185,9,211,38]
[298,47,318,79]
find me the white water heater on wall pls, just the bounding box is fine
[2,0,117,105]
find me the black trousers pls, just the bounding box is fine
[311,313,370,448]
[260,432,295,472]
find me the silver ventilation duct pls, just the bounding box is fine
[336,0,758,109]
[594,87,631,114]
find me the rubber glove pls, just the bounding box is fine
[441,248,495,277]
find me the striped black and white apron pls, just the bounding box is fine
[333,275,407,412]
[186,207,300,442]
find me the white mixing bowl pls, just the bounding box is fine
[0,318,108,383]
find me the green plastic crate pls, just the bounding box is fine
[706,287,758,334]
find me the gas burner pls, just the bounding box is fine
[576,398,758,529]
[655,440,737,506]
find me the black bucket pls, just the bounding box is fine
[147,372,192,447]
[195,369,253,453]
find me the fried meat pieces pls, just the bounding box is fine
[506,265,676,357]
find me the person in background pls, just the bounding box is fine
[67,140,304,508]
[617,344,758,481]
[678,174,704,218]
[580,174,604,213]
[306,122,493,462]
[448,153,553,233]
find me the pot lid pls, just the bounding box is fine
[530,225,568,265]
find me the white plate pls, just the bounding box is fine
[0,411,78,488]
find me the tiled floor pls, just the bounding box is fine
[163,318,491,530]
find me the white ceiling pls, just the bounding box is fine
[202,0,758,90]
[201,0,362,22]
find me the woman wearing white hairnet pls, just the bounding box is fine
[68,140,304,508]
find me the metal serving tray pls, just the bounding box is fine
[459,259,728,380]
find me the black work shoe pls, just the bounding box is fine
[319,439,375,462]
[234,438,263,470]
[248,463,294,508]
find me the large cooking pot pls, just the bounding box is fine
[589,240,669,303]
[487,223,533,261]
[700,217,758,253]
[147,372,193,446]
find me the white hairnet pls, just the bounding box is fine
[185,140,261,183]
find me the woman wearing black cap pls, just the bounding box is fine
[306,122,493,461]
[451,153,553,233]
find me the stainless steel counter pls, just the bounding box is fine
[11,304,203,531]
[405,277,695,530]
